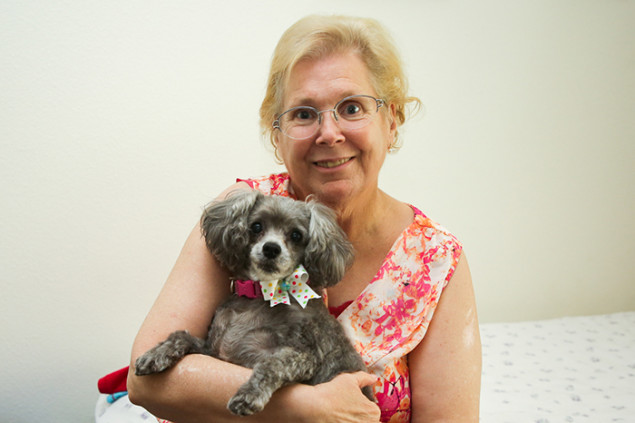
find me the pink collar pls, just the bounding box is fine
[232,279,264,299]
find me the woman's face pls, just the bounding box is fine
[275,52,397,208]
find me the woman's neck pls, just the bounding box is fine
[335,188,393,244]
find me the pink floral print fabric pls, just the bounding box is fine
[240,173,463,422]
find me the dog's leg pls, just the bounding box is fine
[134,330,206,375]
[227,347,317,416]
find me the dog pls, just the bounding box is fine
[134,190,373,416]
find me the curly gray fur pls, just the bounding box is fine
[135,191,372,416]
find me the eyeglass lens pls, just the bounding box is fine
[275,95,383,140]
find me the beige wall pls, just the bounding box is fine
[1,1,633,421]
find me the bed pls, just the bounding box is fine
[96,312,635,422]
[479,311,635,422]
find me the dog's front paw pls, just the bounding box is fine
[134,349,174,376]
[227,386,269,416]
[134,330,204,376]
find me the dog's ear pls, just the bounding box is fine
[200,190,261,272]
[303,201,354,288]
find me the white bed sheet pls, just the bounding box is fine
[480,312,635,422]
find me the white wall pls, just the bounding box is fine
[1,1,633,421]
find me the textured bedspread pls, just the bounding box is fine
[480,312,635,422]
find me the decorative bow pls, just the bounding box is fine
[259,265,320,308]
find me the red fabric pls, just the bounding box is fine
[328,300,353,318]
[98,366,129,394]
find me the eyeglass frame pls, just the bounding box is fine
[272,94,386,140]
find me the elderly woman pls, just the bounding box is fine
[127,15,481,423]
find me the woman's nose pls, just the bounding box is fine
[315,111,345,145]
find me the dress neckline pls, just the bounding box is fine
[326,204,425,316]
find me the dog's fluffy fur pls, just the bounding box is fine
[135,190,372,415]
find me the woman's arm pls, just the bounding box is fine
[127,219,244,422]
[127,182,380,423]
[409,251,482,423]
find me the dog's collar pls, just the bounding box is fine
[232,279,264,299]
[231,265,320,308]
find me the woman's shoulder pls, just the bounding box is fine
[406,204,462,251]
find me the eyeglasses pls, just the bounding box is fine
[272,95,386,140]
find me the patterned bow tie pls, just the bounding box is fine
[259,265,320,308]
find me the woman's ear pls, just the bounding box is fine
[303,201,354,288]
[389,102,398,132]
[384,102,398,152]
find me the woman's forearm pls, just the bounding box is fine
[127,353,316,423]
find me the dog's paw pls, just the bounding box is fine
[227,387,269,416]
[134,349,175,375]
[134,331,203,376]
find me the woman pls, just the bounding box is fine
[127,15,481,423]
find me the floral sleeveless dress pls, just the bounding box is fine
[239,173,463,422]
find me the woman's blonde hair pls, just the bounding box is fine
[260,15,421,154]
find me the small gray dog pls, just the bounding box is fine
[135,190,373,416]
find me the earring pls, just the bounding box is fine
[387,131,398,153]
[273,144,284,165]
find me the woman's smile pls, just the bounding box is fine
[314,157,354,169]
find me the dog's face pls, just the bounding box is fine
[245,197,310,281]
[200,190,354,288]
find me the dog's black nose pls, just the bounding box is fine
[262,242,281,259]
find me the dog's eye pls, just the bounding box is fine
[251,222,263,234]
[290,230,303,243]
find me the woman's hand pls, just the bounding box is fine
[306,372,381,423]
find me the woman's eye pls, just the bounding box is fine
[340,102,362,117]
[293,108,316,121]
[290,230,303,242]
[251,222,263,234]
